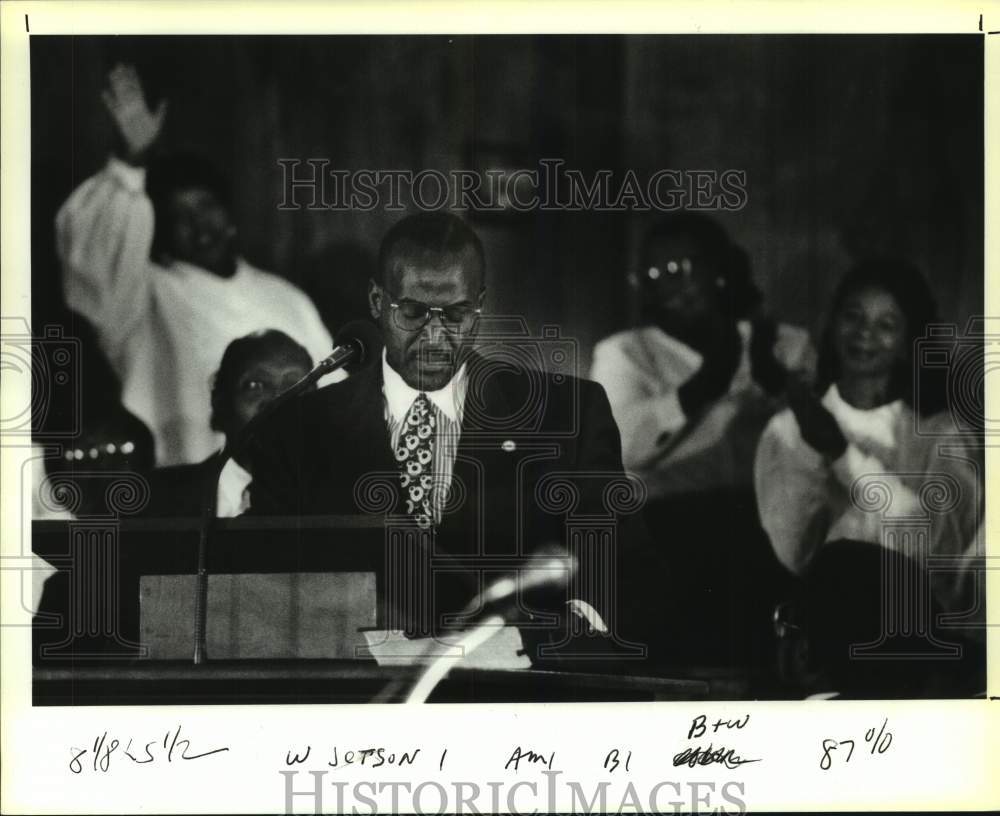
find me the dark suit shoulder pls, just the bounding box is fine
[292,368,368,415]
[255,364,378,442]
[472,357,603,396]
[574,372,611,401]
[142,456,217,517]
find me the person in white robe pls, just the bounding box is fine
[56,63,339,466]
[591,212,815,498]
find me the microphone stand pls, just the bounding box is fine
[403,615,507,704]
[399,550,577,702]
[191,351,358,665]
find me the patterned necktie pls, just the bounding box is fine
[394,393,437,527]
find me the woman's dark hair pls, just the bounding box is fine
[146,151,233,261]
[209,330,313,434]
[639,211,762,320]
[815,258,943,414]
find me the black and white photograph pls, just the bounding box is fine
[24,31,989,700]
[2,3,996,813]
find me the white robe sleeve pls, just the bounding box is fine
[590,337,687,470]
[753,410,833,575]
[55,157,155,360]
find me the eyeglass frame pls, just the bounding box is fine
[374,284,485,333]
[628,255,727,291]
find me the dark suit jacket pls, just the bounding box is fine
[249,351,649,639]
[141,454,222,518]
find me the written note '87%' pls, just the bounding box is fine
[819,718,893,771]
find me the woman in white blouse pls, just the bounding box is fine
[754,260,983,630]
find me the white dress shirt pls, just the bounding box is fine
[381,350,466,523]
[56,157,340,467]
[216,457,253,518]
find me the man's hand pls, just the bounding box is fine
[749,314,789,396]
[101,63,167,164]
[677,318,742,419]
[787,376,848,459]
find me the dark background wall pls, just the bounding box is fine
[31,35,983,371]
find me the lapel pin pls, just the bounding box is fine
[501,440,516,452]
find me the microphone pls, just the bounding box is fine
[191,319,381,664]
[402,546,577,703]
[222,320,379,462]
[452,544,578,627]
[319,319,382,376]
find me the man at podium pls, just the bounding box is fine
[249,211,651,653]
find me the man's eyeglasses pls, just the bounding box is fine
[379,288,483,333]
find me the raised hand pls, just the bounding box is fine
[787,376,848,460]
[677,318,742,419]
[101,63,167,163]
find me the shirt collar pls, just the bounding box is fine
[381,348,467,424]
[643,320,752,362]
[823,383,903,417]
[822,383,903,451]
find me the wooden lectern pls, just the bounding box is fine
[32,516,709,703]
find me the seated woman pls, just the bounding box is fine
[754,259,984,640]
[591,212,814,497]
[142,329,314,517]
[590,213,815,666]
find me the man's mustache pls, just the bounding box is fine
[409,345,455,362]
